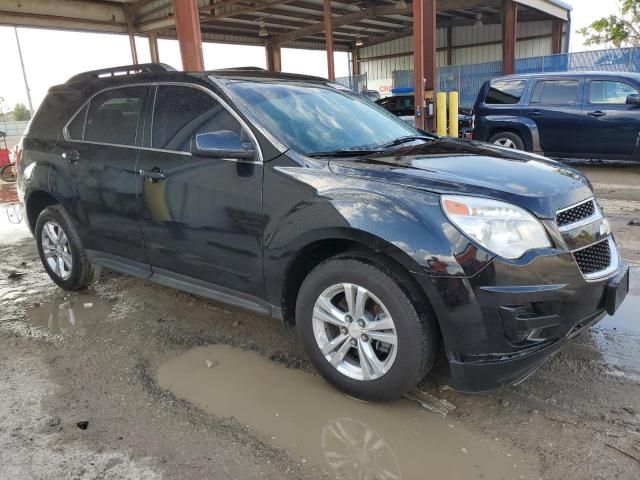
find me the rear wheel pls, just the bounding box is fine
[296,255,437,401]
[489,131,525,150]
[35,205,100,290]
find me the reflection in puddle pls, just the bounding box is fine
[157,346,540,480]
[591,267,640,381]
[0,182,29,245]
[27,294,111,335]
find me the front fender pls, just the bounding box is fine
[263,164,493,305]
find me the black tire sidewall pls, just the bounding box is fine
[490,131,525,150]
[296,257,436,401]
[35,206,86,290]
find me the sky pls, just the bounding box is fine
[0,0,621,114]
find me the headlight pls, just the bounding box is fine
[441,195,551,259]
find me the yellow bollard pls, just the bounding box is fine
[448,91,459,138]
[436,92,447,137]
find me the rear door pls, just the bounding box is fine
[581,78,640,158]
[136,84,264,296]
[55,85,150,272]
[521,77,583,155]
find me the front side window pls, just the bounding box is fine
[530,80,579,105]
[152,85,250,153]
[84,87,147,146]
[589,80,638,104]
[227,81,417,155]
[485,80,526,105]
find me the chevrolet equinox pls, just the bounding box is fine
[16,64,629,401]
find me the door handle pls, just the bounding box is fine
[139,167,166,183]
[61,150,80,164]
[530,110,543,117]
[588,111,606,118]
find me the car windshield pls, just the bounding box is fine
[226,81,420,156]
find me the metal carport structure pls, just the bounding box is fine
[0,0,571,129]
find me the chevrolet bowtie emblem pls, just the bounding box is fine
[599,219,612,237]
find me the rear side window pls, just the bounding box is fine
[84,87,147,146]
[589,80,638,104]
[531,80,579,105]
[152,85,247,153]
[485,80,526,105]
[67,104,87,140]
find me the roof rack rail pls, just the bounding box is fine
[66,63,176,84]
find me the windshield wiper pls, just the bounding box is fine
[307,148,384,158]
[379,135,435,149]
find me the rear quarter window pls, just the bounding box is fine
[485,80,527,105]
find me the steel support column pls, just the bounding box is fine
[413,0,437,131]
[124,4,138,64]
[551,19,563,54]
[148,32,160,63]
[502,0,517,75]
[351,48,359,76]
[265,40,282,72]
[323,0,335,80]
[172,0,204,71]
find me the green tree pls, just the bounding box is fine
[578,0,640,47]
[13,103,31,121]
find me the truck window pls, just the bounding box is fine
[589,80,638,104]
[530,80,579,105]
[485,80,526,105]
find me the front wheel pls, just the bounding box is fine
[296,255,437,401]
[0,164,16,182]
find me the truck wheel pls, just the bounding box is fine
[296,255,437,401]
[489,131,525,150]
[35,205,100,291]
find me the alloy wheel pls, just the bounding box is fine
[494,138,517,149]
[41,221,73,280]
[312,283,398,381]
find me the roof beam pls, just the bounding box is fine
[272,4,411,45]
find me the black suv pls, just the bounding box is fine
[17,64,629,400]
[472,72,640,161]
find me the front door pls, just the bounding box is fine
[521,78,583,155]
[136,84,264,296]
[54,85,149,268]
[581,78,640,158]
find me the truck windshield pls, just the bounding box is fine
[226,81,419,156]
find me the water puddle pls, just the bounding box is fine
[0,182,29,245]
[591,267,640,381]
[157,345,540,480]
[26,294,111,335]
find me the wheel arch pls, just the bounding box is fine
[278,228,437,329]
[25,190,59,233]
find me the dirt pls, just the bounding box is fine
[1,164,640,480]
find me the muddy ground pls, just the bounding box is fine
[1,164,640,480]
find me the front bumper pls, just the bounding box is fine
[417,247,629,393]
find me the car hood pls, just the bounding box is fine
[328,138,593,219]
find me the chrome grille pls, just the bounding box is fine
[573,239,612,275]
[557,199,596,228]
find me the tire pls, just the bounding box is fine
[0,164,16,182]
[489,131,525,150]
[296,254,437,401]
[35,205,100,290]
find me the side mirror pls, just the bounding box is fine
[191,130,256,160]
[626,94,640,105]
